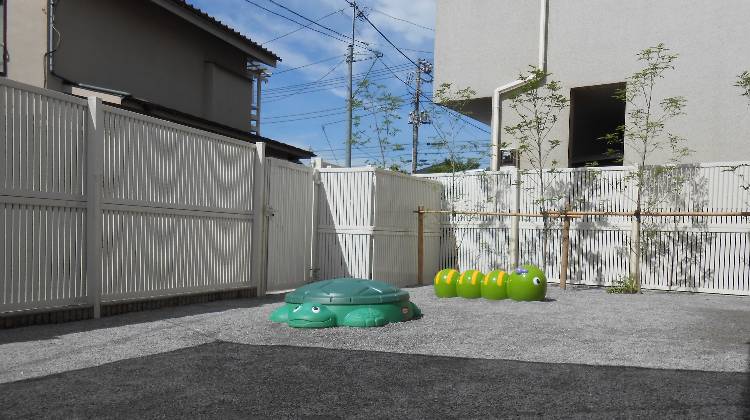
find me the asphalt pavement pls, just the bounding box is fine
[1,285,748,418]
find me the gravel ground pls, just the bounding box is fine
[1,342,747,419]
[1,285,748,386]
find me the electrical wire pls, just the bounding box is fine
[265,70,409,96]
[369,8,434,31]
[265,93,412,120]
[265,0,372,49]
[242,0,357,46]
[400,47,433,54]
[273,54,347,75]
[349,2,420,68]
[264,73,410,101]
[377,57,490,134]
[321,125,339,163]
[265,63,412,92]
[320,101,409,127]
[262,8,346,45]
[265,95,413,124]
[264,58,347,103]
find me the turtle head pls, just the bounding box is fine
[287,303,336,328]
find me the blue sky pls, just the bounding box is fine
[187,0,490,168]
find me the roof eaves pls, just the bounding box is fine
[158,0,282,64]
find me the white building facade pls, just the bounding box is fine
[434,0,750,167]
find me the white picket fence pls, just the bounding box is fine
[0,78,441,315]
[100,105,256,301]
[0,78,267,315]
[420,164,750,295]
[265,157,315,292]
[2,77,749,318]
[0,79,90,312]
[315,167,442,287]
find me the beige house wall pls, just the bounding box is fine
[5,0,47,87]
[4,0,264,133]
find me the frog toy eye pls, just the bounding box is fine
[292,305,302,312]
[532,277,541,286]
[311,306,321,313]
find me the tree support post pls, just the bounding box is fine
[560,206,571,289]
[509,153,522,269]
[629,214,642,292]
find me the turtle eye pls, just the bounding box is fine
[292,305,301,312]
[311,306,321,313]
[532,277,541,286]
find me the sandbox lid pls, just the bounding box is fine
[284,278,410,305]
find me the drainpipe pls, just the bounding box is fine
[490,0,549,170]
[492,0,549,269]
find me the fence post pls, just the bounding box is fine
[308,164,321,282]
[251,142,268,296]
[417,206,424,286]
[559,204,571,289]
[85,97,103,318]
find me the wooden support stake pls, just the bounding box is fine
[417,206,425,286]
[629,216,642,292]
[560,205,571,290]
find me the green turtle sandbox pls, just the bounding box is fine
[269,278,422,328]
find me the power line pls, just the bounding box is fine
[265,58,347,103]
[242,0,357,46]
[370,8,434,31]
[314,139,488,154]
[265,0,372,49]
[266,105,349,119]
[265,111,349,125]
[400,47,433,54]
[261,8,345,45]
[321,100,409,127]
[350,2,420,68]
[265,63,412,92]
[321,125,339,163]
[265,93,412,120]
[265,94,413,124]
[273,54,346,75]
[377,57,490,134]
[264,72,412,101]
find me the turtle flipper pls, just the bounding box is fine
[342,307,387,327]
[409,302,422,319]
[269,304,293,323]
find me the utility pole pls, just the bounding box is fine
[409,59,432,173]
[345,1,356,168]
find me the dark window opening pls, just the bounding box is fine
[569,83,625,167]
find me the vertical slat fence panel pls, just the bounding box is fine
[420,163,750,295]
[0,79,89,312]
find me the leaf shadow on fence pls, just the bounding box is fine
[638,164,715,291]
[432,164,743,290]
[439,171,513,272]
[539,168,624,285]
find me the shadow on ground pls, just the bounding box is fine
[0,342,746,419]
[0,295,285,345]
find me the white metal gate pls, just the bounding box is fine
[264,158,314,292]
